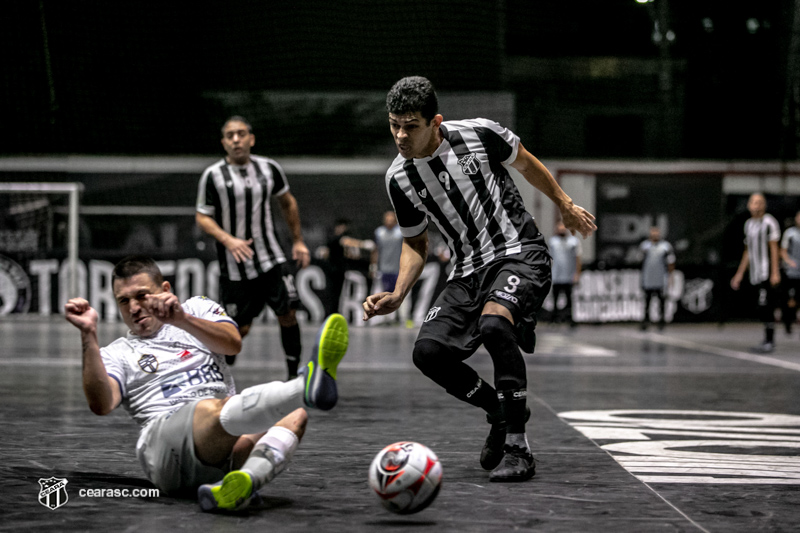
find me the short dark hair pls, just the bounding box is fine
[112,255,163,286]
[386,76,438,122]
[221,115,253,136]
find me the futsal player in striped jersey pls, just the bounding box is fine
[730,193,782,353]
[362,77,596,482]
[196,116,310,378]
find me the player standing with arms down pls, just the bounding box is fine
[780,210,800,336]
[65,256,348,511]
[196,116,311,378]
[638,226,675,331]
[548,221,583,328]
[730,193,781,353]
[362,77,596,482]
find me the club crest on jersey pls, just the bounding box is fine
[424,306,441,322]
[457,153,480,175]
[38,477,68,510]
[138,354,159,373]
[417,188,428,199]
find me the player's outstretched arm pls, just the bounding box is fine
[143,292,242,355]
[363,231,428,321]
[196,212,254,263]
[277,192,310,269]
[510,144,596,239]
[65,298,121,415]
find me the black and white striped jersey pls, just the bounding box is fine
[744,213,780,284]
[385,118,545,281]
[196,155,289,281]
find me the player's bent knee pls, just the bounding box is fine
[412,339,447,375]
[479,314,514,342]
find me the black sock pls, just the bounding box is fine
[765,324,775,344]
[498,387,528,433]
[281,324,302,377]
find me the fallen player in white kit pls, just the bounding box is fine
[65,255,349,511]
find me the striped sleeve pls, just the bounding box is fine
[388,175,427,238]
[268,160,290,197]
[196,167,218,216]
[767,216,780,241]
[471,118,520,164]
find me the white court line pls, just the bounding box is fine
[626,331,800,372]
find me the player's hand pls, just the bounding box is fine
[143,292,186,325]
[787,258,798,269]
[561,204,597,239]
[730,274,742,290]
[65,298,99,333]
[292,241,311,269]
[770,271,781,288]
[225,236,254,263]
[362,292,403,321]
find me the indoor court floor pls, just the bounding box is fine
[1,317,798,532]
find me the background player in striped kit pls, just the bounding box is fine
[548,221,582,328]
[196,116,311,378]
[730,193,782,353]
[780,210,800,335]
[363,76,596,482]
[638,226,675,331]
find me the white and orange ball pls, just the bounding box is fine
[368,441,443,514]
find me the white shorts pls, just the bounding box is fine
[136,400,231,495]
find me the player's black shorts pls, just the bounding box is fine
[753,280,778,322]
[220,263,299,328]
[417,247,551,356]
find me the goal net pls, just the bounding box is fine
[0,183,81,315]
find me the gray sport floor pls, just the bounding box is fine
[1,318,799,532]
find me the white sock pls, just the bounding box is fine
[219,378,304,436]
[241,426,300,489]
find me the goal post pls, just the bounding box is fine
[0,182,83,297]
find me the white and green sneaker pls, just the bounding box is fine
[301,313,349,410]
[198,470,256,512]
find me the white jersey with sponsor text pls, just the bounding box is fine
[101,296,237,427]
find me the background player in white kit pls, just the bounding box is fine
[548,221,582,328]
[64,256,348,511]
[638,226,675,331]
[731,193,781,353]
[780,210,800,336]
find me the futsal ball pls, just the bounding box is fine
[368,441,443,514]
